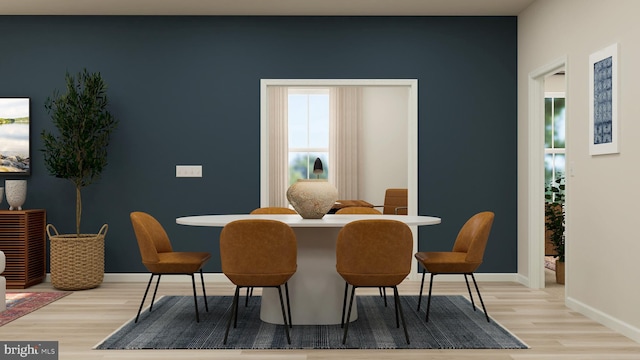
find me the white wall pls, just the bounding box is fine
[359,87,409,206]
[545,74,565,92]
[519,0,640,341]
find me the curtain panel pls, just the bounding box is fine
[267,86,289,207]
[330,87,362,200]
[268,86,362,206]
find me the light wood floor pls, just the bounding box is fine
[2,270,639,360]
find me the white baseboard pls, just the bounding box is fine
[566,296,640,343]
[410,273,519,282]
[43,272,518,284]
[515,273,530,287]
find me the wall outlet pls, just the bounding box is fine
[176,165,202,178]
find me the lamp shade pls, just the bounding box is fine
[313,158,323,175]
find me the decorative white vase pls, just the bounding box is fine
[286,179,338,219]
[5,180,27,210]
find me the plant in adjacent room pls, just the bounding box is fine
[545,175,565,262]
[41,69,118,236]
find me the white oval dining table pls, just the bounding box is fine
[176,213,441,325]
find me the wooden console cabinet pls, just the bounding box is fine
[0,209,46,288]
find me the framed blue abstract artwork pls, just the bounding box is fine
[589,43,619,155]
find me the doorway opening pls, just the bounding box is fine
[527,58,567,289]
[543,73,566,287]
[260,79,421,278]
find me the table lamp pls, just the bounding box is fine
[313,158,323,179]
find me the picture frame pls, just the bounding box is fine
[588,43,619,155]
[0,97,31,175]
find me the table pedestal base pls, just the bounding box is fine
[260,227,357,325]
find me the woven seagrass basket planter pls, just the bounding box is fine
[47,224,107,290]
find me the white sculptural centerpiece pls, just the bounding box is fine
[286,179,338,219]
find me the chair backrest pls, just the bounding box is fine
[451,211,495,265]
[250,207,297,214]
[335,206,382,214]
[383,188,408,215]
[220,219,297,285]
[130,212,174,265]
[336,220,412,284]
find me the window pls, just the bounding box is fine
[544,93,565,201]
[288,88,329,185]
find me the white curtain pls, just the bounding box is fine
[267,86,289,207]
[330,87,362,200]
[268,86,362,205]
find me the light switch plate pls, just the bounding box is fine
[176,165,202,178]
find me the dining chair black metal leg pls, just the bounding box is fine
[149,274,162,312]
[276,285,292,344]
[379,286,387,306]
[382,287,387,307]
[135,273,155,323]
[233,287,241,328]
[426,273,435,322]
[342,285,357,344]
[223,286,240,344]
[285,282,292,328]
[417,269,426,310]
[190,274,200,323]
[393,286,410,344]
[200,269,208,312]
[470,273,490,322]
[463,273,477,311]
[393,286,400,327]
[245,287,251,307]
[341,282,349,328]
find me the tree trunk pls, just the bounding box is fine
[76,186,82,236]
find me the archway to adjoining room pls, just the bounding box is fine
[528,58,568,290]
[260,79,420,278]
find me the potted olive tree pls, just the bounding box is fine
[545,175,565,284]
[41,69,118,290]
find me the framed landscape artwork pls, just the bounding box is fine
[0,97,31,174]
[588,43,619,156]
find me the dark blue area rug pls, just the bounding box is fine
[94,295,528,350]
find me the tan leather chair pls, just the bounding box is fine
[336,219,413,344]
[335,206,382,214]
[250,207,297,215]
[220,219,297,345]
[414,211,495,322]
[335,205,387,304]
[244,206,297,304]
[130,211,211,323]
[374,188,408,215]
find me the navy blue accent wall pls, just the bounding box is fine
[0,16,517,273]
